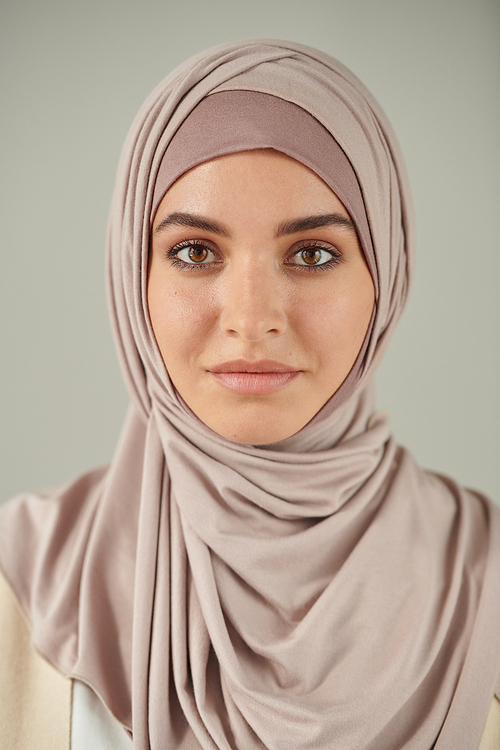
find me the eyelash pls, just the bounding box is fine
[165,238,343,272]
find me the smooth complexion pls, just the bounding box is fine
[148,150,375,444]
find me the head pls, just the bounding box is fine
[107,41,413,450]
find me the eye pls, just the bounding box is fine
[289,245,340,268]
[177,244,215,264]
[168,241,218,267]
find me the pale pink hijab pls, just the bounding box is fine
[1,40,500,750]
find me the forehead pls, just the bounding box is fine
[154,150,349,221]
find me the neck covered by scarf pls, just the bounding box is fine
[1,40,500,750]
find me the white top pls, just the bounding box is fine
[72,680,133,749]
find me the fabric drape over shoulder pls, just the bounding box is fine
[1,39,500,750]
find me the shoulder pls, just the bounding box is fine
[479,694,500,749]
[0,570,71,748]
[0,571,132,749]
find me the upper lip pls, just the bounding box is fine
[208,359,299,373]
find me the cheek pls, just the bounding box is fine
[147,272,214,368]
[299,273,374,367]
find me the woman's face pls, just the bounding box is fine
[148,150,375,444]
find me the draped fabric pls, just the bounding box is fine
[1,40,500,750]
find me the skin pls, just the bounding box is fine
[148,149,375,444]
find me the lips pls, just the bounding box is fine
[207,359,300,395]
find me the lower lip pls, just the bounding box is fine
[210,371,298,395]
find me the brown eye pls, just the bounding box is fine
[188,246,208,263]
[172,243,217,266]
[290,246,336,268]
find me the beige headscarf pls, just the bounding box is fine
[1,40,500,750]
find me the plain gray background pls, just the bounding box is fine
[1,0,499,504]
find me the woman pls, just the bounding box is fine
[1,39,499,749]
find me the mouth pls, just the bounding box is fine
[207,359,300,395]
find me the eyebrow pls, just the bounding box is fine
[275,214,356,237]
[154,212,230,237]
[153,211,356,238]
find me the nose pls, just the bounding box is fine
[220,263,287,341]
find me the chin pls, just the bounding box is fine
[183,388,322,445]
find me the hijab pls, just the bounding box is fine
[1,39,500,750]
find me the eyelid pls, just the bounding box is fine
[287,241,342,268]
[166,238,221,266]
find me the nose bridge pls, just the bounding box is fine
[221,255,287,341]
